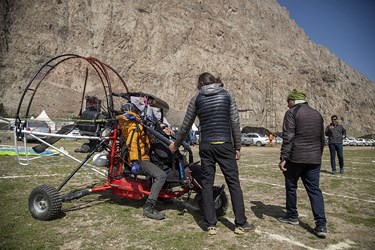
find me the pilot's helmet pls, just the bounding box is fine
[121,102,141,115]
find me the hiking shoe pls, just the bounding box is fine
[278,216,299,225]
[207,226,217,236]
[234,222,256,235]
[331,171,336,175]
[143,202,165,220]
[314,226,327,238]
[340,169,344,175]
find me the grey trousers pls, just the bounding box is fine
[140,160,167,202]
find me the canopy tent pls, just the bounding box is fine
[241,126,271,136]
[359,134,375,139]
[36,110,55,131]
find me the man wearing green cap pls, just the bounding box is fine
[278,89,328,238]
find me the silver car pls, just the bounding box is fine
[241,134,253,146]
[243,133,269,147]
[355,138,366,146]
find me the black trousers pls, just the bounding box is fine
[283,161,327,227]
[199,142,247,226]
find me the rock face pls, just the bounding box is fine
[0,0,374,136]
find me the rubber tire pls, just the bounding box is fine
[28,184,62,221]
[194,186,229,217]
[256,141,262,147]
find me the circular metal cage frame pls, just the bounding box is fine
[14,54,129,129]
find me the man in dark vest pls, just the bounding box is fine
[278,89,327,238]
[169,72,255,235]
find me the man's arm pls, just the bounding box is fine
[320,117,325,154]
[229,92,241,151]
[174,96,198,148]
[342,126,347,138]
[325,125,332,136]
[280,110,295,160]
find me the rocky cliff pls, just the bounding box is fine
[0,0,374,136]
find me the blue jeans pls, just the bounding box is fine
[328,143,344,173]
[283,161,326,227]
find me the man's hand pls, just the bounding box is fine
[235,150,241,160]
[169,141,176,152]
[163,126,174,136]
[278,160,287,172]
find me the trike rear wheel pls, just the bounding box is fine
[194,185,228,217]
[28,184,62,221]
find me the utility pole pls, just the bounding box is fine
[262,81,277,133]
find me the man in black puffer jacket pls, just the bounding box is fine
[278,89,327,238]
[169,72,254,235]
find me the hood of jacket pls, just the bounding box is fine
[199,83,224,96]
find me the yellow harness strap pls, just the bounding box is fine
[210,142,225,145]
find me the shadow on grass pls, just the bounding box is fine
[250,200,316,236]
[61,190,144,215]
[298,220,315,235]
[320,169,334,175]
[171,197,207,231]
[250,200,285,220]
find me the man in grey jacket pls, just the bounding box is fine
[325,115,346,175]
[278,89,327,238]
[169,72,254,235]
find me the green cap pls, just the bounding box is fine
[287,89,306,100]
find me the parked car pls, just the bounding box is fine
[243,133,269,146]
[274,136,283,144]
[23,120,51,141]
[364,139,373,146]
[342,138,350,146]
[241,134,253,146]
[355,138,366,146]
[346,137,357,146]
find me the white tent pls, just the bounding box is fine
[36,110,55,131]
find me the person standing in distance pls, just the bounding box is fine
[278,89,327,238]
[325,115,346,175]
[169,72,255,235]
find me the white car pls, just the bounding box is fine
[241,134,253,146]
[274,136,283,144]
[342,138,350,146]
[355,138,366,146]
[243,133,269,146]
[364,139,373,146]
[346,137,357,146]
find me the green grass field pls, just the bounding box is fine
[0,139,374,249]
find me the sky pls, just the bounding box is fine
[276,0,375,82]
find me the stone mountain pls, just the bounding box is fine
[0,0,374,136]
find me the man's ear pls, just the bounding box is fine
[197,82,204,90]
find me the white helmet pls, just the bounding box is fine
[93,153,107,167]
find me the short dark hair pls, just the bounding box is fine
[331,115,338,120]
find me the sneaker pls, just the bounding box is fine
[234,222,255,235]
[207,226,217,236]
[331,171,336,175]
[340,169,344,175]
[314,226,327,238]
[278,216,299,225]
